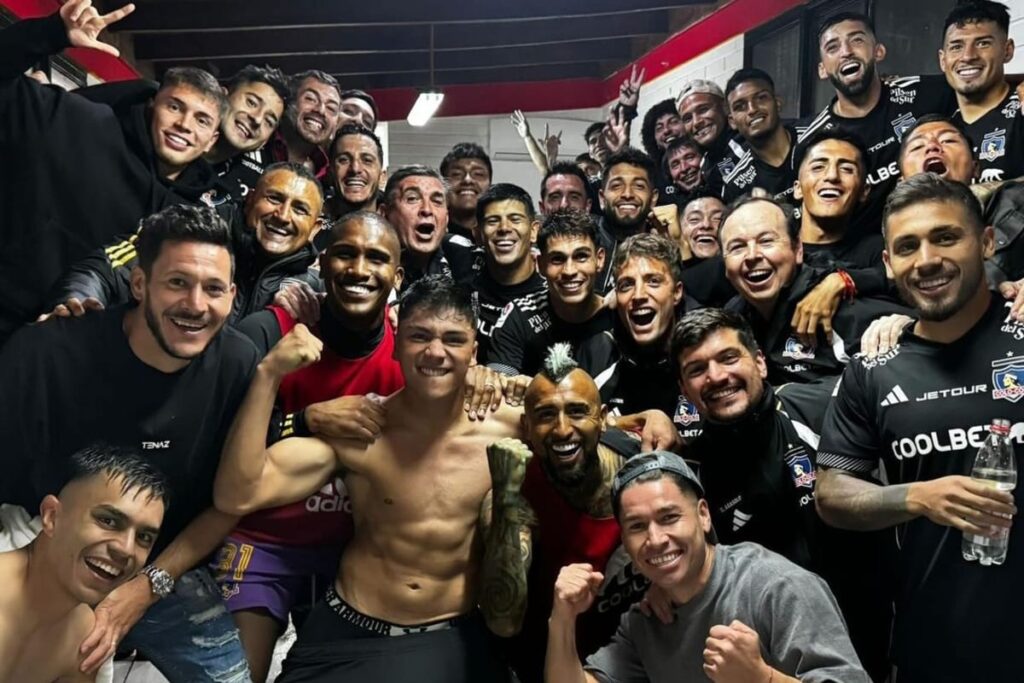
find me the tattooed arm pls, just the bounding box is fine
[816,468,1017,534]
[479,438,536,637]
[816,469,916,530]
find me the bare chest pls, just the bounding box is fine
[0,617,81,683]
[350,431,496,522]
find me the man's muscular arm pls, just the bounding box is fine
[479,439,535,637]
[815,469,915,530]
[817,468,1017,534]
[214,325,340,515]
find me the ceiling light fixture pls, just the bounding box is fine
[408,91,444,127]
[407,24,443,127]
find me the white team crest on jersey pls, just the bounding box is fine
[980,129,1007,162]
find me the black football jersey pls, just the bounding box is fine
[953,88,1024,184]
[796,75,956,238]
[818,296,1024,683]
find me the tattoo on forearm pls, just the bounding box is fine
[818,470,915,531]
[479,494,534,635]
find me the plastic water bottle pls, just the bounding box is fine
[962,419,1017,566]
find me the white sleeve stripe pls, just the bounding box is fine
[818,452,876,473]
[797,110,831,142]
[487,363,519,377]
[790,418,820,450]
[723,152,754,182]
[594,361,619,389]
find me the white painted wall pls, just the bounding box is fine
[1007,0,1024,72]
[632,35,746,126]
[386,107,603,201]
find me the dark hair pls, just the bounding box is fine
[725,67,776,99]
[818,11,876,45]
[226,64,290,107]
[794,127,870,175]
[261,161,324,202]
[882,173,985,238]
[576,153,599,166]
[64,443,171,509]
[397,275,478,329]
[329,123,384,164]
[719,195,800,246]
[612,233,684,284]
[640,99,680,159]
[602,147,657,188]
[584,122,605,145]
[382,165,447,206]
[160,67,229,121]
[476,183,536,226]
[328,210,399,248]
[682,188,725,213]
[541,161,591,200]
[339,88,379,126]
[291,70,342,101]
[897,114,976,166]
[661,136,703,179]
[440,142,493,180]
[135,204,234,277]
[537,209,599,254]
[944,1,1010,37]
[669,308,760,377]
[611,469,698,520]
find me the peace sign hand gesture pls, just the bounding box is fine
[618,64,646,109]
[59,0,135,58]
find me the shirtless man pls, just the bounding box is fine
[0,444,167,683]
[214,276,522,682]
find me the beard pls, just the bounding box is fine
[540,447,598,488]
[606,204,649,232]
[828,60,877,99]
[895,260,984,322]
[143,298,208,361]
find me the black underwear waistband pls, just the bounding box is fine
[325,585,473,637]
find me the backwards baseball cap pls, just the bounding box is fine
[676,79,726,107]
[611,450,704,500]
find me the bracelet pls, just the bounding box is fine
[836,269,857,300]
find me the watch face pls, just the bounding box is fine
[144,566,173,597]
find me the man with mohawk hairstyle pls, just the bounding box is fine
[484,343,650,683]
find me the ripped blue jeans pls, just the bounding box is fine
[120,567,251,683]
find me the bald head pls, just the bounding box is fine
[525,367,601,409]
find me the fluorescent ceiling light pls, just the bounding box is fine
[407,90,444,127]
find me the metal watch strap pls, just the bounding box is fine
[141,564,174,599]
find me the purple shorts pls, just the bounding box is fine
[210,534,341,624]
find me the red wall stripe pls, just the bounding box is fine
[2,0,139,80]
[602,0,807,102]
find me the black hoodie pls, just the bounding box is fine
[0,14,218,345]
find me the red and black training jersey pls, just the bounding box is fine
[233,305,404,546]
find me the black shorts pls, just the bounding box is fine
[276,586,511,683]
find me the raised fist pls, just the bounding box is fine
[262,324,323,378]
[552,563,604,620]
[486,438,533,496]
